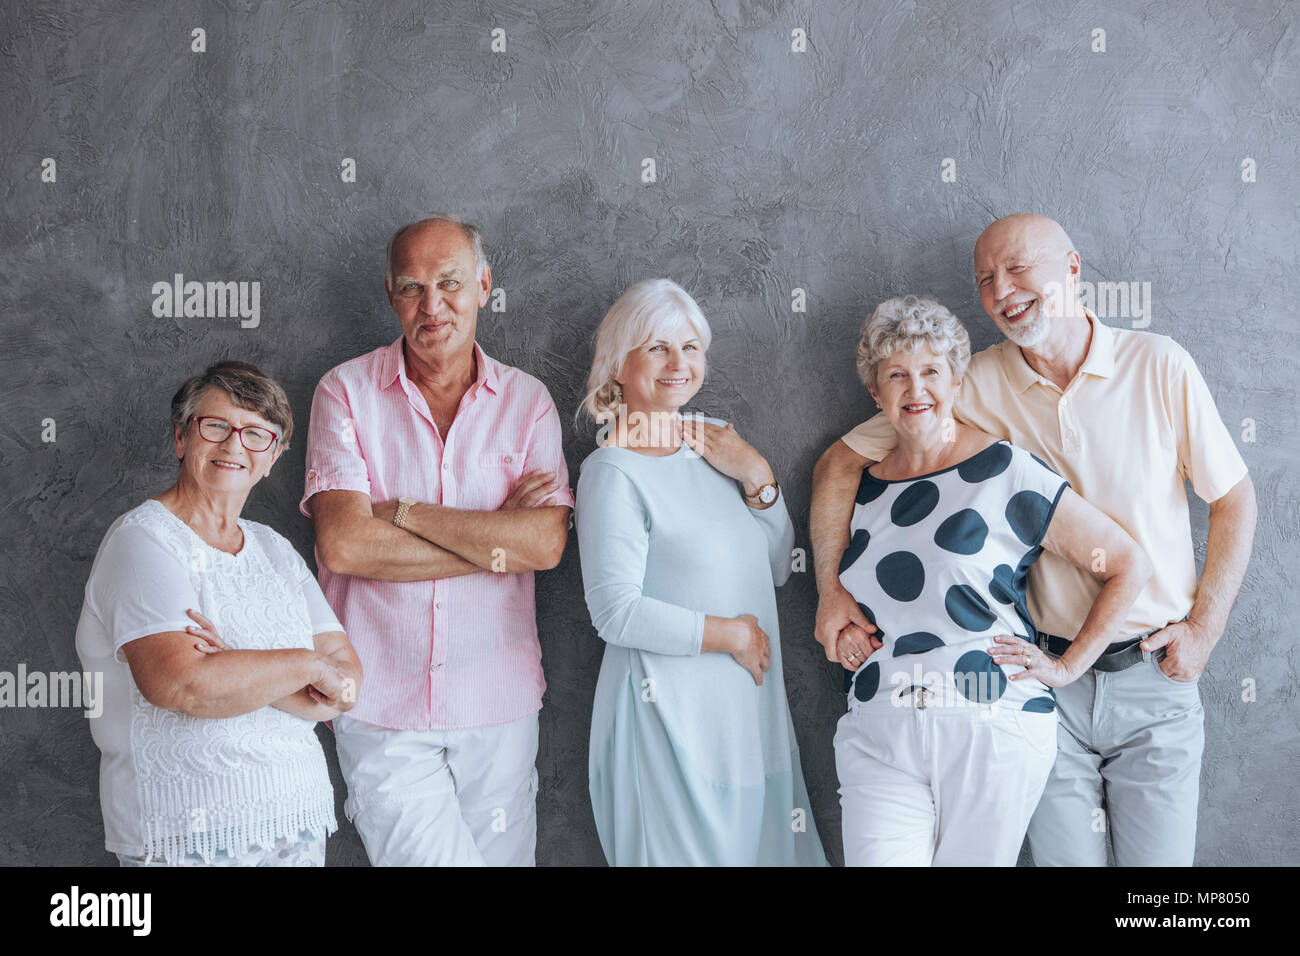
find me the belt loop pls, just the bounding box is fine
[1036,632,1049,655]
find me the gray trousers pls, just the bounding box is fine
[1026,648,1205,866]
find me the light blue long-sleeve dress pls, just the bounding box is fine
[574,417,827,866]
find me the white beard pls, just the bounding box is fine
[1001,309,1051,348]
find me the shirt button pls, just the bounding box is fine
[442,463,448,470]
[435,601,442,609]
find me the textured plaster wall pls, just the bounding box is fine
[1,0,1296,865]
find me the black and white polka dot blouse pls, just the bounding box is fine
[838,440,1069,713]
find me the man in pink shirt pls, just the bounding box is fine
[300,214,573,866]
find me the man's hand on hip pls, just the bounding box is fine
[1141,619,1214,681]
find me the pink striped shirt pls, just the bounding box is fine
[300,337,574,731]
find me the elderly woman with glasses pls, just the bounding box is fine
[574,278,827,867]
[75,361,362,866]
[830,296,1152,866]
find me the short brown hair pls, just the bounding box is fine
[170,361,294,449]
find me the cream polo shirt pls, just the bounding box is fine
[842,310,1248,640]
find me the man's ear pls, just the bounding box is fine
[477,264,492,308]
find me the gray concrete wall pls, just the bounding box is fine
[2,0,1295,865]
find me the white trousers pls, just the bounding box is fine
[332,710,539,867]
[834,702,1057,866]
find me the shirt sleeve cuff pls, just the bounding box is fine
[690,609,706,655]
[1195,459,1249,505]
[841,430,892,462]
[112,619,201,662]
[300,469,372,517]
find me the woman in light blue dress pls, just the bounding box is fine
[574,278,827,866]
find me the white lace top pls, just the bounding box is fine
[75,499,341,861]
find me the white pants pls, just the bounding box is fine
[332,711,539,867]
[834,702,1057,866]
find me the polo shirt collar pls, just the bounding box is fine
[1002,307,1115,393]
[1077,308,1115,379]
[379,336,499,396]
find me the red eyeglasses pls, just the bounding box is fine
[188,416,280,452]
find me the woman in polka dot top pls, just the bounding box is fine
[832,296,1152,866]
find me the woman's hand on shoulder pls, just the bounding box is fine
[681,418,773,493]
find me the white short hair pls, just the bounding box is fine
[580,278,712,423]
[856,295,971,391]
[385,212,487,288]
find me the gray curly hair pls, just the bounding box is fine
[856,295,971,393]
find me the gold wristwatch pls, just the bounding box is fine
[393,496,418,529]
[744,480,779,506]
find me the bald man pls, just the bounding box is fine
[302,214,573,865]
[811,214,1257,866]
